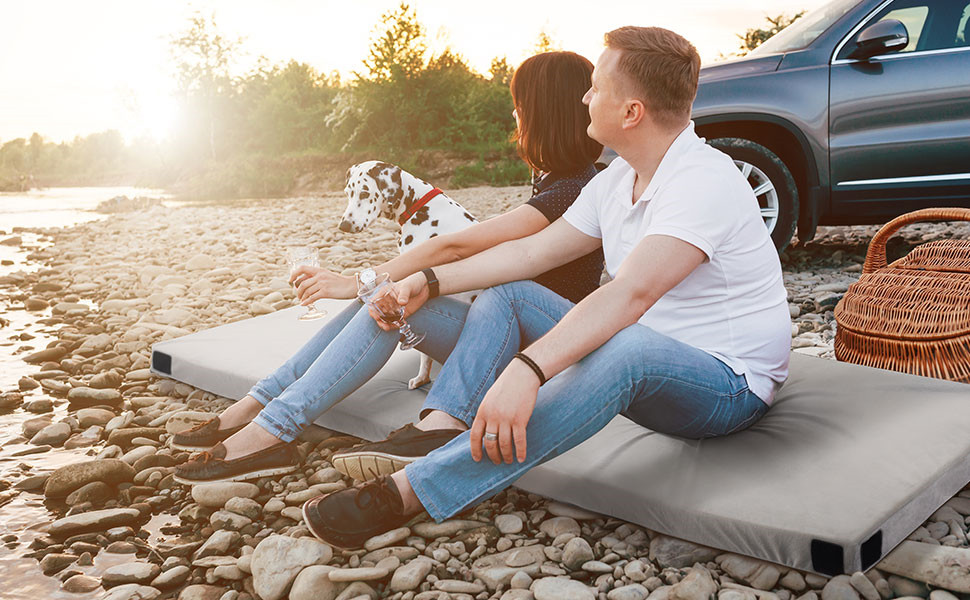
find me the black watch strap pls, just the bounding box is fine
[422,268,439,299]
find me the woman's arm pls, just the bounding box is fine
[294,205,550,303]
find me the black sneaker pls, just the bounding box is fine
[173,442,299,484]
[331,423,464,482]
[170,417,247,451]
[302,476,411,549]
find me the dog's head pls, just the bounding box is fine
[340,160,405,233]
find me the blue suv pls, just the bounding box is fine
[692,0,970,250]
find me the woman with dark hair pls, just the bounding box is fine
[174,51,605,484]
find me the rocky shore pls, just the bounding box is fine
[1,188,970,600]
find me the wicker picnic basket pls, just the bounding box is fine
[834,208,970,383]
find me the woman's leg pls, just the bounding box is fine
[237,296,471,445]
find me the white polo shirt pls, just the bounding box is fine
[563,122,790,404]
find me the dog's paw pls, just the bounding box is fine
[408,375,431,390]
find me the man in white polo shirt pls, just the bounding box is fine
[301,26,791,547]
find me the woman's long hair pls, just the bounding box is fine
[510,51,603,175]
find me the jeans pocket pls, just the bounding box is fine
[724,397,767,435]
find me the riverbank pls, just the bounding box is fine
[2,189,970,600]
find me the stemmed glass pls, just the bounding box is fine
[287,246,328,321]
[356,269,426,350]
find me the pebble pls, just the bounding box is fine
[191,481,261,508]
[177,584,225,600]
[716,553,782,590]
[434,579,486,594]
[363,526,410,551]
[562,536,595,570]
[44,458,134,498]
[250,534,333,600]
[30,422,71,446]
[390,558,434,592]
[289,565,346,600]
[328,566,390,582]
[48,507,141,537]
[532,576,596,600]
[822,575,862,600]
[494,514,524,535]
[650,534,721,569]
[61,574,101,592]
[102,562,162,585]
[608,583,650,600]
[102,583,162,600]
[412,519,485,539]
[152,565,191,589]
[539,516,580,538]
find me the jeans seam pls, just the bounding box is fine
[296,325,387,430]
[249,387,273,406]
[422,304,467,326]
[457,297,518,422]
[406,464,447,521]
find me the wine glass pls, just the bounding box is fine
[286,246,328,321]
[356,269,425,350]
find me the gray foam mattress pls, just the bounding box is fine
[151,299,970,576]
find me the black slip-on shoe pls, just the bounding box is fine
[302,475,411,549]
[170,416,247,451]
[331,423,464,482]
[173,442,299,484]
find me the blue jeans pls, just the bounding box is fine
[406,280,769,521]
[248,297,471,442]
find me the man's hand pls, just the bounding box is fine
[289,266,356,303]
[469,360,540,465]
[368,272,430,331]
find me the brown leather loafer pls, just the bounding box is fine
[170,416,247,451]
[302,476,411,549]
[173,442,299,484]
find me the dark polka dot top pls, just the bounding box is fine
[526,164,605,304]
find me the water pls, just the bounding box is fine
[0,186,169,599]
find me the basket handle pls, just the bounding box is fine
[863,207,970,274]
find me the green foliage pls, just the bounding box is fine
[5,4,526,196]
[738,12,806,54]
[452,148,529,188]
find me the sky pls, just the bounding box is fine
[0,0,826,144]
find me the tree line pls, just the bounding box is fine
[0,4,802,197]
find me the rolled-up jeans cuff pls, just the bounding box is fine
[404,463,449,522]
[248,386,274,406]
[418,400,474,429]
[252,412,298,443]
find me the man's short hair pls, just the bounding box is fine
[604,27,701,127]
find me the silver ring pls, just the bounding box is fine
[483,432,498,442]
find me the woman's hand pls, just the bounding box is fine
[289,266,357,303]
[469,360,540,465]
[367,272,430,331]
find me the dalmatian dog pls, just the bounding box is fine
[340,160,480,389]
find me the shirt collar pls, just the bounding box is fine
[631,121,698,206]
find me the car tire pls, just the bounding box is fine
[709,137,799,252]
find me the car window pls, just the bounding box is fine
[958,3,970,44]
[843,0,970,58]
[750,0,858,55]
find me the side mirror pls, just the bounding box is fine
[849,19,909,60]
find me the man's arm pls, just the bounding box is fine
[434,218,601,295]
[470,234,708,464]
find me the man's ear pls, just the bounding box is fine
[622,99,646,130]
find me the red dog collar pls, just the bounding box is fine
[398,188,443,225]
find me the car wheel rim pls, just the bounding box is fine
[734,160,779,234]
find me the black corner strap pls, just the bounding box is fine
[811,539,845,576]
[152,351,172,375]
[861,530,883,571]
